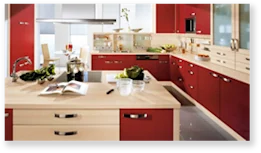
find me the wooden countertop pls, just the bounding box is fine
[5,71,181,109]
[90,51,249,84]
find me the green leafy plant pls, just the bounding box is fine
[121,8,131,31]
[20,64,56,81]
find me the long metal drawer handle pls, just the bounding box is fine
[5,113,9,117]
[54,114,78,118]
[246,67,250,70]
[188,71,194,75]
[223,77,231,83]
[98,55,106,58]
[124,114,148,119]
[54,131,77,136]
[230,39,235,51]
[246,58,250,61]
[211,73,219,78]
[234,39,239,51]
[105,61,113,64]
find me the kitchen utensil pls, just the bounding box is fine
[106,89,114,95]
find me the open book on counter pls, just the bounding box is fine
[40,80,88,95]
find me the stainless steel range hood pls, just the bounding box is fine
[36,18,116,25]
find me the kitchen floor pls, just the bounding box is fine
[164,86,236,141]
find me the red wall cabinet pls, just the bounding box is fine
[220,76,250,140]
[198,66,220,117]
[120,109,173,141]
[195,4,210,34]
[10,4,34,73]
[175,4,185,33]
[156,4,175,33]
[5,109,13,141]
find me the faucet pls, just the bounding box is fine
[11,56,32,82]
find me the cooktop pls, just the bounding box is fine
[55,71,102,83]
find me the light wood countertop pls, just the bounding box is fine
[5,71,181,109]
[90,51,249,84]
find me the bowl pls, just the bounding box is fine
[113,28,123,32]
[132,80,145,92]
[131,28,143,33]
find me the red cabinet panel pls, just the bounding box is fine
[170,56,185,91]
[175,4,185,33]
[10,4,34,73]
[120,109,173,141]
[195,4,210,34]
[220,76,250,140]
[157,55,170,81]
[136,60,158,78]
[198,66,220,117]
[156,4,175,33]
[183,62,199,100]
[5,109,13,141]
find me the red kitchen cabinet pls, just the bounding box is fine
[195,4,210,34]
[10,4,34,74]
[156,4,175,33]
[198,66,220,117]
[5,109,13,141]
[92,55,136,70]
[120,109,173,141]
[170,56,185,91]
[157,55,170,81]
[135,60,158,78]
[175,4,185,33]
[220,76,250,140]
[183,62,199,101]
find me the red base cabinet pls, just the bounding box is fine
[220,76,250,140]
[120,109,173,141]
[5,109,13,141]
[10,4,34,73]
[198,66,220,117]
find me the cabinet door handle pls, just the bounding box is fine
[246,67,250,70]
[216,60,221,63]
[179,66,182,69]
[178,78,183,82]
[19,21,25,25]
[222,53,226,56]
[54,131,77,136]
[123,114,148,119]
[105,61,113,64]
[230,39,235,51]
[222,77,231,83]
[178,60,182,62]
[172,62,176,65]
[98,55,106,58]
[54,114,78,118]
[191,12,196,16]
[176,30,179,33]
[189,64,193,67]
[188,71,194,75]
[189,85,194,89]
[234,39,239,51]
[222,61,226,64]
[5,113,9,117]
[114,60,122,64]
[24,22,29,25]
[197,30,202,34]
[211,73,219,78]
[245,57,250,61]
[217,52,221,55]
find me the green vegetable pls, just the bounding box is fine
[146,47,162,53]
[115,65,144,80]
[20,64,56,81]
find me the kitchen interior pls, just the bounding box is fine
[4,3,250,141]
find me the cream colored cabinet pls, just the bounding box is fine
[210,4,250,73]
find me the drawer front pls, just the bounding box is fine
[210,50,235,61]
[14,125,119,141]
[236,53,250,64]
[211,55,235,69]
[236,62,250,74]
[14,110,119,125]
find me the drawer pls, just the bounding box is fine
[236,53,250,64]
[208,50,235,60]
[14,125,119,141]
[186,62,198,71]
[236,62,250,74]
[92,55,136,61]
[14,109,119,125]
[211,55,235,69]
[159,55,170,60]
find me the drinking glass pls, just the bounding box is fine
[117,78,133,96]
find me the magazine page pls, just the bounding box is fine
[40,82,68,95]
[63,80,88,95]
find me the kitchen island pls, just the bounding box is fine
[5,71,181,141]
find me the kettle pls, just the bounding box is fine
[67,57,85,81]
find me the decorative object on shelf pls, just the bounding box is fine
[194,54,210,61]
[160,44,177,52]
[121,8,131,32]
[113,28,123,32]
[131,28,143,33]
[19,64,56,84]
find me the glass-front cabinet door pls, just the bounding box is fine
[212,4,233,47]
[212,4,250,53]
[236,4,250,54]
